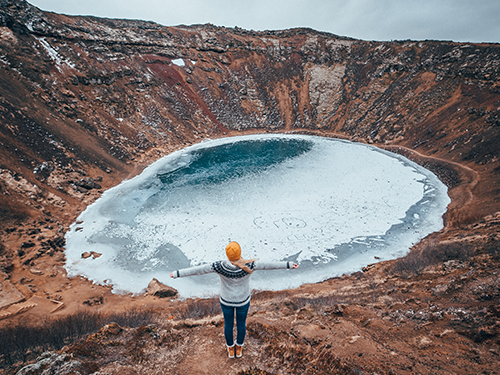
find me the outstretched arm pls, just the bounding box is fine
[253,261,299,271]
[170,263,214,279]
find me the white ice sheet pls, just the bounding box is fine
[65,135,450,297]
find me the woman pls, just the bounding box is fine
[170,241,299,358]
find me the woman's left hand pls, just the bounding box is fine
[292,263,299,269]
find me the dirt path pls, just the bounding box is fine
[380,144,481,228]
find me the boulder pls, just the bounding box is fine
[146,278,177,298]
[83,296,103,306]
[81,251,102,259]
[75,177,102,190]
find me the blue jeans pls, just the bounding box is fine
[220,302,250,347]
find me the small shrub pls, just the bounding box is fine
[449,210,485,228]
[237,369,274,375]
[247,322,358,375]
[158,328,184,349]
[175,298,220,320]
[390,240,474,277]
[281,295,340,312]
[247,321,290,343]
[67,339,103,359]
[252,290,292,302]
[0,308,157,368]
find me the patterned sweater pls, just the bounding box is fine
[172,260,293,307]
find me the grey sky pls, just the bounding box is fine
[28,0,500,43]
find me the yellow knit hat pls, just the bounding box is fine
[225,241,241,261]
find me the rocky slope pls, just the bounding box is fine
[0,1,499,374]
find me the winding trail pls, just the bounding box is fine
[380,144,480,230]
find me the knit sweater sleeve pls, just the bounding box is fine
[252,261,293,271]
[171,263,214,278]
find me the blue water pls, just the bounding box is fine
[158,137,313,187]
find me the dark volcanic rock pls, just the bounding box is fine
[75,177,101,190]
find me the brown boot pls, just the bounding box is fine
[227,345,235,358]
[235,344,243,358]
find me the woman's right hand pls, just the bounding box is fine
[292,263,299,269]
[169,272,174,278]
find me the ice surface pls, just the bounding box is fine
[65,135,450,298]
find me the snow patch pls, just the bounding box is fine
[36,37,75,71]
[172,58,185,67]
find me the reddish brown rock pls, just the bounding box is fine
[146,278,178,298]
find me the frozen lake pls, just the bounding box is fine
[65,134,450,297]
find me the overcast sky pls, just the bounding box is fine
[28,0,500,43]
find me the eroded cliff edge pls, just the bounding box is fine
[0,1,499,374]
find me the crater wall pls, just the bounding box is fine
[0,0,499,228]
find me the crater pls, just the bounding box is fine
[65,134,450,297]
